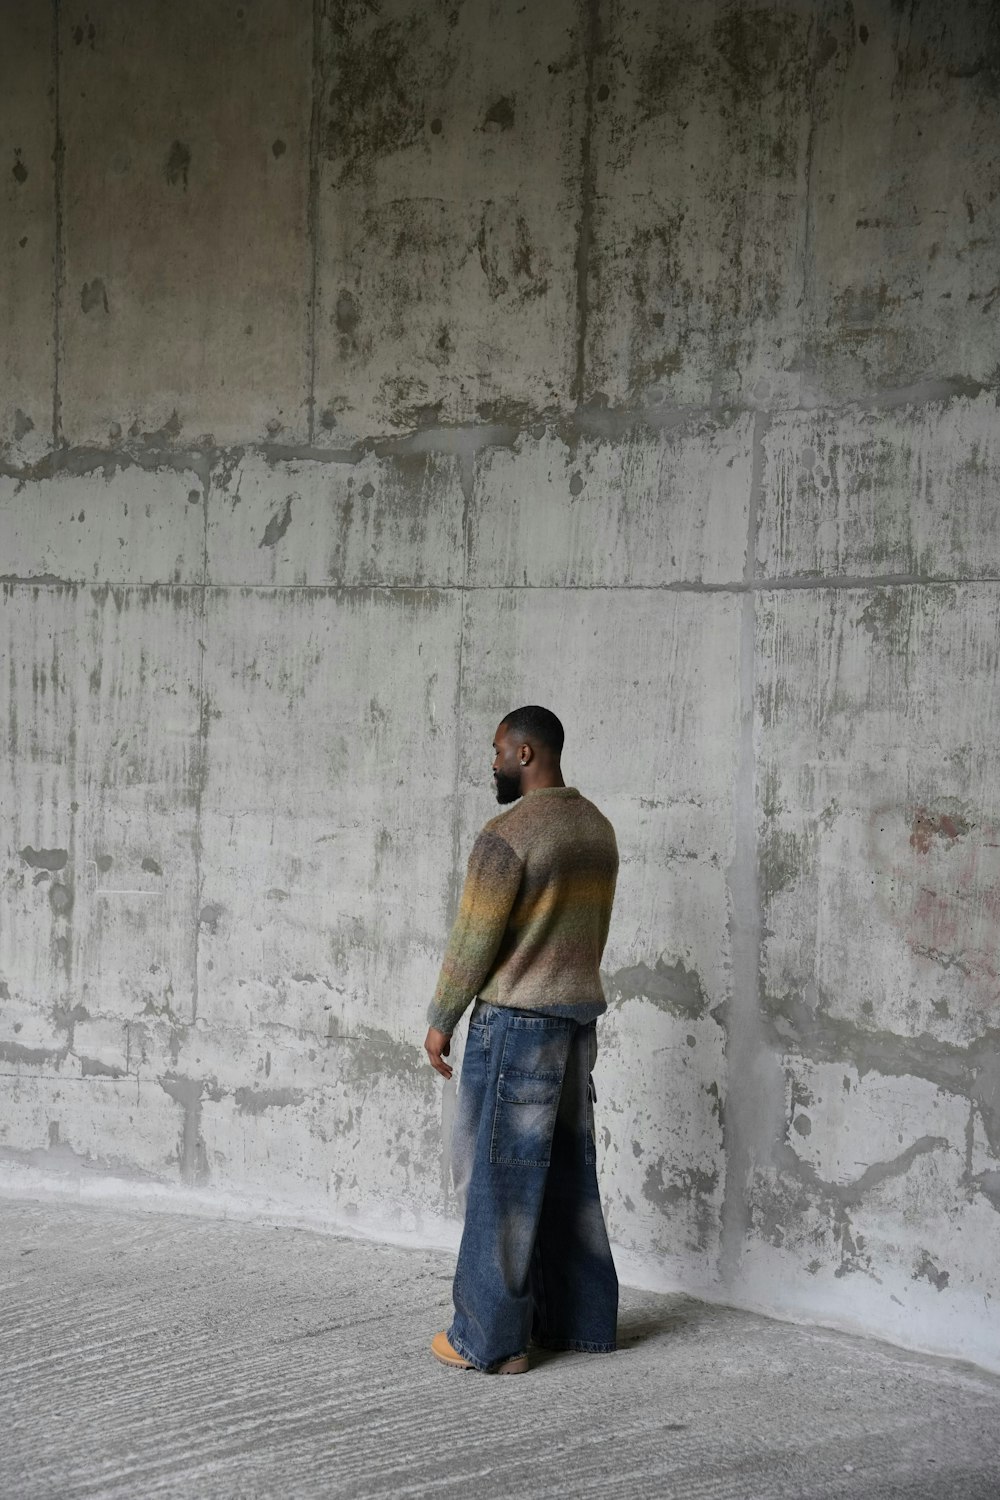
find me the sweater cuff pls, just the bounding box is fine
[426,996,468,1036]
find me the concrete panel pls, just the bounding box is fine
[467,415,752,587]
[804,1,1000,401]
[206,450,465,587]
[758,396,1000,581]
[0,4,54,463]
[198,1060,443,1228]
[0,585,202,1044]
[456,588,742,1277]
[59,1,311,448]
[0,464,206,585]
[314,0,585,439]
[750,581,1000,1360]
[586,0,813,409]
[757,584,1000,1042]
[196,587,462,1046]
[0,1075,184,1185]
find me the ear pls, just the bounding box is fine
[519,742,533,766]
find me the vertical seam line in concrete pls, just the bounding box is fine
[572,0,599,406]
[306,0,323,445]
[719,410,769,1284]
[191,582,207,1026]
[51,0,65,449]
[801,15,819,322]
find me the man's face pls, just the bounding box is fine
[491,722,523,804]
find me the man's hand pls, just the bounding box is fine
[424,1026,453,1080]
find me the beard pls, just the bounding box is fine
[494,769,523,804]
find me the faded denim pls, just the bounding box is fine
[448,1000,619,1371]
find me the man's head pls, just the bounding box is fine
[491,705,565,804]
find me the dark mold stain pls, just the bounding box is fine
[272,138,287,158]
[80,278,109,315]
[13,409,35,440]
[48,883,73,917]
[72,19,97,48]
[323,7,449,185]
[141,856,163,876]
[198,902,223,933]
[80,1056,124,1079]
[259,494,295,548]
[476,207,549,303]
[96,854,113,873]
[159,1074,211,1185]
[140,410,183,446]
[335,289,360,356]
[234,1086,306,1115]
[643,1159,719,1249]
[912,1250,950,1292]
[12,150,27,185]
[19,846,68,872]
[482,95,515,131]
[164,140,191,190]
[607,956,710,1021]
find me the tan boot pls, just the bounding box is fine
[431,1331,529,1374]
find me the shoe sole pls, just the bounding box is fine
[432,1348,529,1375]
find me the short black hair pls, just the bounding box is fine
[501,705,564,757]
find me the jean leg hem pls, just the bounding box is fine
[532,1336,617,1354]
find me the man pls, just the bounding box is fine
[423,705,619,1374]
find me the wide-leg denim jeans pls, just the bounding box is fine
[448,1001,619,1371]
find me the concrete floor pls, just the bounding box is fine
[1,1200,999,1499]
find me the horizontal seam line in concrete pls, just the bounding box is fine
[1,577,998,593]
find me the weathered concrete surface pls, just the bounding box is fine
[3,1199,1000,1500]
[745,581,1000,1368]
[59,0,312,448]
[804,0,1000,404]
[467,415,753,586]
[314,0,586,439]
[586,0,814,411]
[0,3,55,464]
[205,449,466,586]
[758,397,1000,580]
[1,0,999,1380]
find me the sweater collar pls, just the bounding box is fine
[523,786,580,799]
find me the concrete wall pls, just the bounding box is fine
[2,0,998,1371]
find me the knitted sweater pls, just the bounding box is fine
[427,786,619,1036]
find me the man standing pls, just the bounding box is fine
[424,705,619,1374]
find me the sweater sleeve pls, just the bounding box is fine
[426,829,523,1035]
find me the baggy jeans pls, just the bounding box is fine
[447,1001,619,1371]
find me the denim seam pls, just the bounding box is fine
[532,1337,616,1354]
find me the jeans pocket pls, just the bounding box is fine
[491,1070,563,1167]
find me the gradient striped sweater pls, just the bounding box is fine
[427,786,619,1036]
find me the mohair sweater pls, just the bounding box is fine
[427,786,619,1036]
